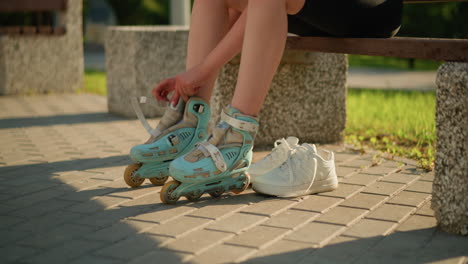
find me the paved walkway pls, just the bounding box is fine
[1,95,466,264]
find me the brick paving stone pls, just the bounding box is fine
[360,164,398,176]
[59,186,118,202]
[1,244,39,263]
[95,234,172,260]
[342,219,397,238]
[190,244,255,264]
[128,249,191,264]
[405,180,433,194]
[118,192,162,208]
[129,205,196,224]
[396,215,437,233]
[187,198,248,220]
[381,172,419,184]
[419,172,435,182]
[387,190,430,207]
[104,185,159,200]
[339,173,379,186]
[318,183,363,199]
[4,186,66,208]
[0,229,32,247]
[415,200,435,217]
[0,215,26,228]
[285,222,345,246]
[341,158,373,168]
[315,206,368,226]
[205,212,267,234]
[336,166,359,177]
[301,235,382,264]
[66,178,113,191]
[145,215,212,238]
[26,239,105,264]
[85,220,156,243]
[225,225,290,249]
[246,239,314,264]
[15,210,83,232]
[340,193,388,210]
[240,198,297,216]
[361,181,405,196]
[164,229,234,254]
[73,206,143,228]
[66,195,130,214]
[11,199,77,218]
[366,204,415,223]
[69,255,126,264]
[262,209,319,229]
[334,152,358,163]
[291,195,343,213]
[419,230,468,259]
[19,223,97,249]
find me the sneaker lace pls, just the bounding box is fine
[282,149,317,195]
[264,138,288,162]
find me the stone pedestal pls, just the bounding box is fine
[211,52,347,146]
[106,26,189,117]
[0,0,83,95]
[433,62,468,235]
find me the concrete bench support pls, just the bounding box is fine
[0,0,83,95]
[106,27,347,146]
[106,26,188,117]
[433,62,468,235]
[211,52,347,145]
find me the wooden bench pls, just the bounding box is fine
[0,0,67,35]
[286,0,468,62]
[285,0,468,235]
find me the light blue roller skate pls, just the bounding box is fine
[160,106,259,204]
[124,97,211,188]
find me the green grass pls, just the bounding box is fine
[348,55,442,71]
[79,70,107,95]
[346,89,436,170]
[81,71,436,170]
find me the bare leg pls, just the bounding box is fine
[187,0,233,102]
[231,0,295,116]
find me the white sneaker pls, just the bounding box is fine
[252,144,338,198]
[249,137,300,182]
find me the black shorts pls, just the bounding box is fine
[288,0,403,38]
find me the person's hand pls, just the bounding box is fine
[152,64,210,106]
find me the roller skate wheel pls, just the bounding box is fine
[185,192,203,202]
[124,163,145,188]
[160,180,181,204]
[232,172,251,194]
[149,176,169,186]
[209,189,224,198]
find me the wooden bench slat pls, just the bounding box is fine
[0,0,66,12]
[286,36,468,62]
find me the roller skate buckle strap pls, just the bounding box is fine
[198,141,227,172]
[221,111,258,133]
[131,97,162,137]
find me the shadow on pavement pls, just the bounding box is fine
[0,112,128,129]
[243,228,468,264]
